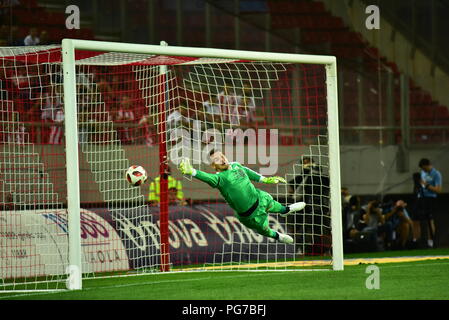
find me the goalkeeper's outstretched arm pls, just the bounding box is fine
[235,162,286,184]
[178,158,220,188]
[178,158,286,187]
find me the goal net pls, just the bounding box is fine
[0,41,342,291]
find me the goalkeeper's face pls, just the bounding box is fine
[209,151,230,171]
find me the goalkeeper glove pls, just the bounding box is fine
[179,158,194,175]
[262,176,287,184]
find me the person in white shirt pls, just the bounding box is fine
[217,85,239,125]
[202,95,222,123]
[48,108,64,144]
[115,96,135,143]
[23,28,40,46]
[237,86,256,124]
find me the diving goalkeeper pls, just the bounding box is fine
[178,150,306,244]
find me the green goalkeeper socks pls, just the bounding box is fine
[268,200,288,214]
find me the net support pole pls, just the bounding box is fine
[62,39,82,288]
[158,41,170,272]
[326,59,344,271]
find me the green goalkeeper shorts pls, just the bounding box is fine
[235,189,277,238]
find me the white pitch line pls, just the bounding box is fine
[0,271,290,300]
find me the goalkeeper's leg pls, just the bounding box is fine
[238,213,293,244]
[236,190,303,244]
[267,198,306,217]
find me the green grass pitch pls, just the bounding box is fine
[1,248,449,300]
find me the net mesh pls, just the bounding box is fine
[0,45,334,291]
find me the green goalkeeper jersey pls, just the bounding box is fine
[193,162,263,214]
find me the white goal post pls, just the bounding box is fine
[0,39,343,293]
[61,39,343,289]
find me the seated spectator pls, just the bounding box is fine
[238,95,256,124]
[97,78,114,104]
[360,201,385,231]
[138,113,156,146]
[13,68,30,90]
[23,27,40,46]
[48,107,64,144]
[347,200,387,252]
[41,87,63,120]
[0,25,9,46]
[77,94,95,144]
[115,96,135,144]
[342,187,361,238]
[8,26,24,46]
[345,204,376,252]
[382,198,414,249]
[39,30,50,45]
[238,86,256,125]
[40,87,64,144]
[202,96,222,123]
[4,113,26,144]
[166,105,192,129]
[217,84,239,125]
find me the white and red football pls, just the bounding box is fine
[125,165,148,186]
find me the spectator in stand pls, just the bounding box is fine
[238,96,256,125]
[411,158,442,248]
[138,114,156,147]
[202,95,222,123]
[108,74,122,98]
[345,198,376,252]
[238,86,256,125]
[48,107,64,144]
[39,30,50,45]
[5,113,26,144]
[166,105,193,129]
[0,25,9,46]
[97,78,114,104]
[140,104,197,146]
[41,87,62,120]
[115,96,135,144]
[23,27,40,46]
[77,93,95,144]
[8,26,24,46]
[217,84,239,125]
[41,85,64,144]
[13,68,29,88]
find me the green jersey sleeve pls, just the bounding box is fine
[233,163,264,182]
[193,162,261,214]
[193,169,220,188]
